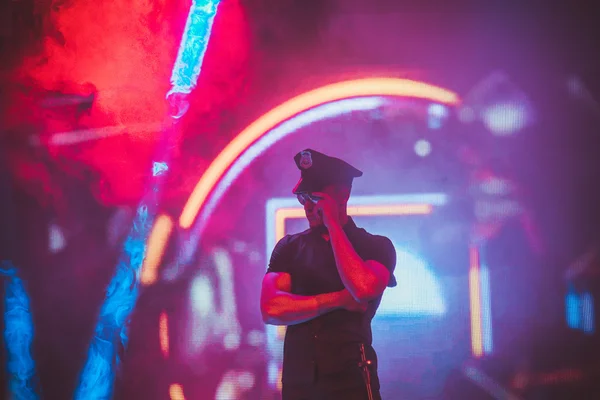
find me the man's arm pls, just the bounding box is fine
[328,224,391,302]
[260,272,365,326]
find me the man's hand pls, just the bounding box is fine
[338,289,368,313]
[312,192,340,229]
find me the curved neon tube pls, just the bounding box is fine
[179,78,460,228]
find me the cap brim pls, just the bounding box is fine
[292,178,311,194]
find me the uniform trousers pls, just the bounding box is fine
[281,368,382,400]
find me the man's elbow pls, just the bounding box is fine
[262,314,278,325]
[261,310,277,325]
[352,261,390,302]
[260,301,281,325]
[353,279,387,303]
[354,288,380,303]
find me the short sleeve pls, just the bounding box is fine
[365,236,397,287]
[266,235,293,274]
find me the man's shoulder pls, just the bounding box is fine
[354,227,396,259]
[277,229,312,245]
[354,228,397,285]
[292,228,312,238]
[355,227,393,246]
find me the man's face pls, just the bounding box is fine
[300,184,351,228]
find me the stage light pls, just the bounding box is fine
[566,290,581,329]
[482,102,526,136]
[567,290,596,334]
[581,293,595,334]
[468,247,493,357]
[469,247,483,357]
[464,71,532,136]
[414,139,432,157]
[427,103,448,129]
[169,383,186,400]
[184,248,242,355]
[140,214,174,286]
[159,311,170,358]
[480,263,493,354]
[191,275,215,316]
[480,176,511,196]
[48,222,67,253]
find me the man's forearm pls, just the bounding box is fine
[328,223,380,301]
[262,290,342,326]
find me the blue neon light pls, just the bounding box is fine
[581,292,595,334]
[168,0,221,96]
[152,161,169,177]
[76,0,221,395]
[1,261,40,400]
[565,290,595,334]
[74,206,150,399]
[479,264,493,354]
[566,290,581,329]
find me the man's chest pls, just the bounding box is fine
[287,237,344,295]
[288,233,372,295]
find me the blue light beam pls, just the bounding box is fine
[168,0,221,96]
[75,0,222,396]
[1,261,40,400]
[74,206,150,399]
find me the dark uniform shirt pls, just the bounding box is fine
[267,217,397,390]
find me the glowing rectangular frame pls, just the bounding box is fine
[266,193,448,256]
[265,193,495,387]
[265,193,491,368]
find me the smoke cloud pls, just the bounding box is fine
[19,0,187,127]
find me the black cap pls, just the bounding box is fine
[292,149,363,194]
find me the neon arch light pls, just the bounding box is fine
[157,78,494,392]
[162,80,464,395]
[178,77,460,230]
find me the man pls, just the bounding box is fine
[260,149,397,400]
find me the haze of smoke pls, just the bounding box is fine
[19,0,186,126]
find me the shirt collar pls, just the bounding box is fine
[344,216,358,232]
[310,216,359,236]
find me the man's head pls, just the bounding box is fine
[291,149,362,228]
